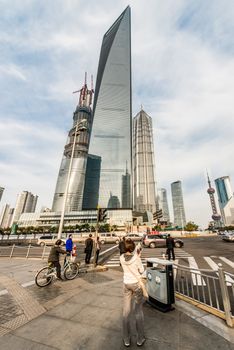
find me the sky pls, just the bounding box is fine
[1,0,234,228]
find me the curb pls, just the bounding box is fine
[175,298,234,344]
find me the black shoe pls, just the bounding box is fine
[137,338,146,346]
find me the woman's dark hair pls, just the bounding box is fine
[125,238,135,253]
[55,239,62,246]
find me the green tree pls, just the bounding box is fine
[184,221,198,232]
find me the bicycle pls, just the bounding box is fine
[35,259,81,287]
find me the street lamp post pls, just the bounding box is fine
[57,119,87,239]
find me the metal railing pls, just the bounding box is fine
[0,244,51,259]
[174,262,234,327]
[0,243,118,263]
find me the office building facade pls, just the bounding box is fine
[11,191,38,224]
[88,6,132,209]
[0,187,4,202]
[121,164,131,208]
[0,204,14,228]
[171,181,186,227]
[215,176,234,226]
[133,109,157,213]
[82,154,101,210]
[157,188,170,223]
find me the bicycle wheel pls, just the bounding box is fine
[35,266,53,287]
[64,263,79,280]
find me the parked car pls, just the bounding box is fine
[143,234,184,248]
[99,233,120,244]
[37,235,65,247]
[125,233,142,241]
[222,232,234,242]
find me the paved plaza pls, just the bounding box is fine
[0,259,233,349]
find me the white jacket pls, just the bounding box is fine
[120,252,144,284]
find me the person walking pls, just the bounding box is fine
[120,238,146,347]
[118,236,126,255]
[64,234,73,265]
[48,239,66,280]
[95,236,101,266]
[166,234,175,261]
[85,233,93,264]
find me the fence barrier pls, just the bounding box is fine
[174,262,234,327]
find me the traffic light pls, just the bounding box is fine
[98,208,107,222]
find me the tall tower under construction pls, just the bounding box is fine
[52,75,94,212]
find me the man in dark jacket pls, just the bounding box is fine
[166,234,175,261]
[85,234,93,264]
[48,239,66,280]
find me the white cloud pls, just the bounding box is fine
[0,64,27,81]
[1,0,234,227]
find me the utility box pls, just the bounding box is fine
[146,258,175,312]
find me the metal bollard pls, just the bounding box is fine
[41,245,46,259]
[26,244,31,258]
[10,244,15,258]
[218,263,233,327]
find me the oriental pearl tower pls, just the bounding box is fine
[206,172,221,225]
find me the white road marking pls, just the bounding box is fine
[188,257,206,286]
[173,259,179,279]
[219,257,234,269]
[204,257,234,286]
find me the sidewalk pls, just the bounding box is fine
[0,268,233,350]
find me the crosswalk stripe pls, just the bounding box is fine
[219,257,234,269]
[188,257,206,286]
[204,257,234,286]
[105,254,234,287]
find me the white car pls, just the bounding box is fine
[99,233,120,244]
[222,232,234,242]
[37,235,65,247]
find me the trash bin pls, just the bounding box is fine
[146,258,175,312]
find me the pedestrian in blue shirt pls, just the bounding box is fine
[64,234,73,265]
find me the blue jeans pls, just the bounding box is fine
[123,283,145,344]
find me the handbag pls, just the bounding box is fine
[125,261,149,299]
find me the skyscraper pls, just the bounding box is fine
[133,109,157,213]
[11,191,38,224]
[157,188,170,223]
[215,176,234,226]
[88,6,132,209]
[52,77,94,212]
[171,181,186,227]
[121,163,131,208]
[82,154,101,210]
[0,187,4,202]
[0,204,14,228]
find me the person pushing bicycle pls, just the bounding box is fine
[48,239,66,280]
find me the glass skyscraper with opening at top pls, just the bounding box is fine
[88,6,132,209]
